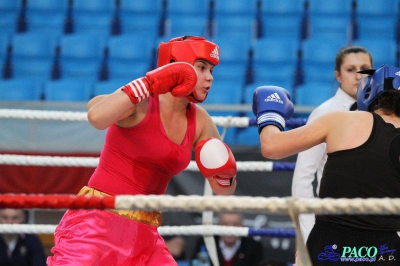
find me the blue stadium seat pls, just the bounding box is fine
[309,15,350,41]
[301,38,345,69]
[0,0,20,15]
[352,38,397,68]
[167,16,207,37]
[73,0,115,15]
[213,16,254,39]
[213,36,251,64]
[295,81,335,106]
[108,35,153,61]
[44,79,93,102]
[73,13,113,37]
[26,0,69,15]
[262,14,302,41]
[11,33,58,60]
[58,33,107,81]
[0,13,17,35]
[11,33,58,80]
[167,0,209,17]
[119,0,161,15]
[26,13,65,35]
[243,82,267,104]
[107,34,153,80]
[252,37,299,67]
[261,0,304,16]
[93,80,125,96]
[120,14,159,38]
[0,78,43,101]
[13,60,53,81]
[303,64,337,85]
[108,61,150,81]
[119,0,161,37]
[206,80,242,104]
[214,0,257,18]
[0,34,10,63]
[308,0,352,17]
[357,17,397,40]
[253,64,295,95]
[356,0,398,17]
[212,62,246,84]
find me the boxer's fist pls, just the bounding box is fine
[122,62,197,104]
[252,85,294,133]
[195,138,237,187]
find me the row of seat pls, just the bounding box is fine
[2,0,398,17]
[0,78,122,102]
[2,32,400,105]
[1,0,399,41]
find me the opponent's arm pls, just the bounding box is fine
[87,62,197,129]
[252,85,295,158]
[253,86,339,159]
[195,138,237,196]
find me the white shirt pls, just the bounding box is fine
[219,238,242,261]
[291,88,355,243]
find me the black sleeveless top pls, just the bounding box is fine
[318,113,400,231]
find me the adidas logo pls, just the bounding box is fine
[395,71,400,76]
[210,47,219,59]
[265,92,283,104]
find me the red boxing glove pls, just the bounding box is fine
[195,138,237,187]
[122,62,197,104]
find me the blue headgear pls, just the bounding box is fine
[357,64,400,111]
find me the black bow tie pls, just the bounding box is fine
[350,102,357,111]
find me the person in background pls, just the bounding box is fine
[291,45,373,242]
[47,36,238,266]
[191,212,264,266]
[0,208,47,266]
[164,235,187,261]
[253,64,400,265]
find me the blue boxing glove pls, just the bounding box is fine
[252,85,294,133]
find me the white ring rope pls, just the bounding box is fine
[113,195,400,215]
[0,224,250,236]
[0,154,274,171]
[0,109,250,128]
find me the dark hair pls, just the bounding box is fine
[373,89,400,116]
[334,45,373,72]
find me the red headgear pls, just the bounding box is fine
[157,36,220,103]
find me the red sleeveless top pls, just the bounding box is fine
[88,96,196,195]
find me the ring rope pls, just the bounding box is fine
[1,194,400,215]
[0,154,295,171]
[0,224,296,237]
[0,108,306,128]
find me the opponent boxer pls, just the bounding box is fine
[47,36,237,266]
[253,65,400,265]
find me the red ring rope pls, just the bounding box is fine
[0,194,115,209]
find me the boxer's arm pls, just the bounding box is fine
[87,89,137,130]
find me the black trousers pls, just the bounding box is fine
[306,220,400,266]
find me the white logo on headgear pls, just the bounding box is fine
[210,47,219,59]
[395,71,400,76]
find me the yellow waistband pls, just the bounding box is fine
[77,186,162,227]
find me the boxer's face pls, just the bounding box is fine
[192,59,215,101]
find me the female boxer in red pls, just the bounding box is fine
[47,36,237,266]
